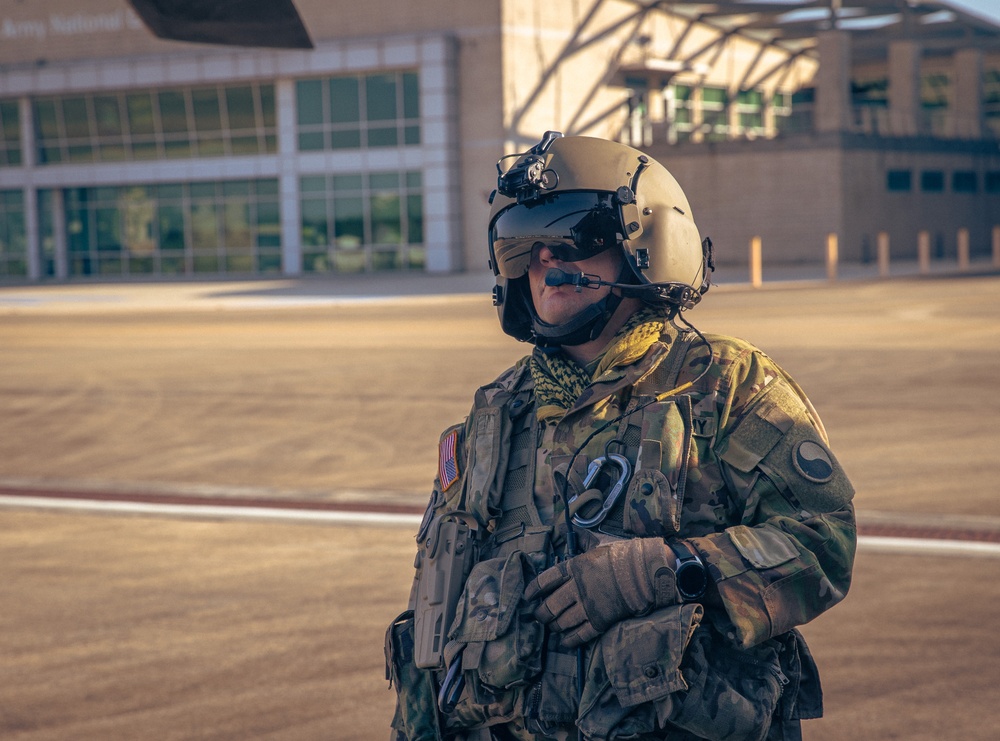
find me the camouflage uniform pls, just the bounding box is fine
[386,311,856,741]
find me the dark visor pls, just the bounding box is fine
[490,192,621,278]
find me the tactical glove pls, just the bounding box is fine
[524,538,679,648]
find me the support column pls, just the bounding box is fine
[952,48,983,139]
[18,96,40,281]
[815,30,851,133]
[275,78,301,276]
[888,40,921,136]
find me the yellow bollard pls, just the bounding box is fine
[826,233,838,282]
[918,230,931,274]
[877,231,890,278]
[957,228,970,271]
[750,236,762,288]
[993,225,1000,268]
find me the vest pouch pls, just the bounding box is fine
[667,625,786,741]
[385,610,444,741]
[465,406,513,525]
[577,603,703,740]
[622,397,693,538]
[442,552,544,730]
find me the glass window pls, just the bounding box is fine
[192,89,223,132]
[93,96,123,137]
[256,197,281,248]
[158,204,186,251]
[333,174,363,192]
[297,72,419,152]
[952,171,977,193]
[985,171,1000,193]
[121,187,156,256]
[223,200,252,249]
[407,194,423,244]
[921,171,945,192]
[62,98,91,139]
[225,87,256,130]
[299,170,424,274]
[259,85,276,130]
[366,75,397,121]
[1,100,20,139]
[95,207,121,250]
[126,93,156,136]
[921,74,949,109]
[402,73,420,119]
[334,196,364,248]
[702,87,727,106]
[0,189,28,276]
[370,193,401,243]
[191,200,219,249]
[1,100,21,167]
[158,92,189,134]
[297,80,323,125]
[329,77,360,123]
[852,78,888,107]
[370,172,399,190]
[886,170,912,192]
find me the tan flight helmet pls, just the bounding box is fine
[487,131,713,344]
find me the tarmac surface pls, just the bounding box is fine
[1,267,999,740]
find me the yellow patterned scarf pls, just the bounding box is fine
[529,307,666,421]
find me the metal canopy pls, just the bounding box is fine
[654,1,1000,62]
[127,0,314,49]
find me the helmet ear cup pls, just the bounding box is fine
[496,277,534,342]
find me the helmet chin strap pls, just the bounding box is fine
[529,263,632,348]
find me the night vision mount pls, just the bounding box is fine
[495,131,563,203]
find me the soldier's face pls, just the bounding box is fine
[527,243,622,326]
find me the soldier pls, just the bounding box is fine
[386,132,856,741]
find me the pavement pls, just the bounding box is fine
[2,264,1000,740]
[1,257,997,314]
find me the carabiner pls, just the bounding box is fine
[569,453,632,529]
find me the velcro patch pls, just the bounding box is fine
[792,440,835,483]
[438,429,460,492]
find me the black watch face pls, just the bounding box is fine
[677,561,708,599]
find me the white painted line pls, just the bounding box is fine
[0,495,423,528]
[3,495,1000,557]
[857,535,1000,558]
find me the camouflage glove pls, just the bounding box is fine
[524,538,678,648]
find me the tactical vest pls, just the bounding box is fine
[393,332,822,741]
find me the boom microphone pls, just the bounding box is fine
[544,268,599,289]
[544,268,638,292]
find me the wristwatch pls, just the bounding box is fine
[668,539,709,601]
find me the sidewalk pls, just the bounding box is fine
[1,258,997,314]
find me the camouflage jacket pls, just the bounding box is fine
[388,320,856,741]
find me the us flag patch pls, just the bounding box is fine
[438,429,460,492]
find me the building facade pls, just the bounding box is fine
[1,1,999,282]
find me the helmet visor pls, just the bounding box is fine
[490,192,621,278]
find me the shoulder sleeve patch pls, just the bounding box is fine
[438,427,461,492]
[792,440,835,484]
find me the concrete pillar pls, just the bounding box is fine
[888,40,921,136]
[957,227,970,271]
[993,225,1000,267]
[815,30,852,133]
[877,231,890,277]
[750,236,762,288]
[952,48,983,139]
[826,233,839,281]
[918,230,931,273]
